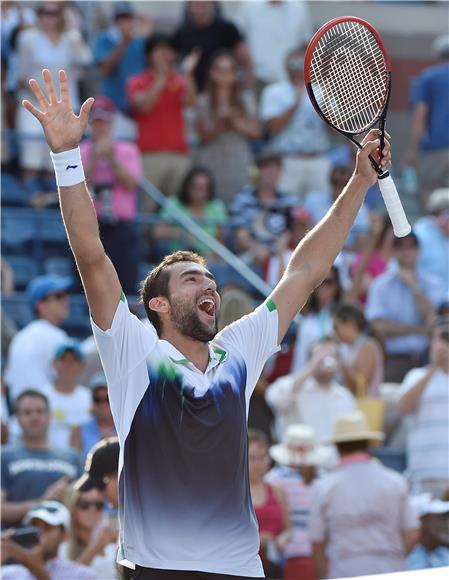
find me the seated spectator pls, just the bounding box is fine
[4,275,71,401]
[267,424,332,580]
[45,340,91,450]
[260,46,331,199]
[398,316,449,498]
[70,373,116,462]
[16,1,91,199]
[248,429,290,579]
[195,50,260,203]
[415,188,449,293]
[235,0,312,91]
[347,213,394,304]
[60,485,117,578]
[309,411,419,579]
[304,164,371,252]
[266,338,355,443]
[230,150,295,267]
[76,438,120,510]
[366,232,446,382]
[265,206,311,288]
[408,494,449,570]
[92,1,148,139]
[1,390,82,529]
[172,0,253,92]
[154,167,227,258]
[81,96,142,294]
[332,303,384,397]
[1,501,96,579]
[127,33,196,199]
[290,266,342,373]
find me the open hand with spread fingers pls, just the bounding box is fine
[22,69,94,154]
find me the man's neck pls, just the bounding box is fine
[161,330,210,373]
[54,380,77,394]
[22,436,49,451]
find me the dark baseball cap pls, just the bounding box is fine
[76,437,119,492]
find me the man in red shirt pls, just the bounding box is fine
[127,33,197,200]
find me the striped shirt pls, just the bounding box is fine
[400,367,449,483]
[265,466,315,558]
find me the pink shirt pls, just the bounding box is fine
[80,140,142,221]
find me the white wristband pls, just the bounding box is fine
[51,147,85,187]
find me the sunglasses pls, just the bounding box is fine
[43,292,68,301]
[93,394,109,404]
[76,500,105,511]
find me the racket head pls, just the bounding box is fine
[304,16,391,136]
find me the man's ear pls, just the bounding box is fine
[148,297,170,314]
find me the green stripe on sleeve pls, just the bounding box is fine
[120,290,126,303]
[265,298,277,312]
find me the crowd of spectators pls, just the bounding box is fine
[1,1,449,579]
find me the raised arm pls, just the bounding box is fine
[270,130,391,343]
[22,69,121,330]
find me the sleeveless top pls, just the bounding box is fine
[254,483,284,537]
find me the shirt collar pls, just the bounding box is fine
[338,452,371,467]
[167,344,228,373]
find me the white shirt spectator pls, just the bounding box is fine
[59,540,118,579]
[260,82,330,156]
[400,367,449,488]
[266,376,356,442]
[4,320,67,400]
[309,456,419,578]
[235,0,312,84]
[1,558,97,580]
[45,385,92,449]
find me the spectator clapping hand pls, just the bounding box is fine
[1,530,47,577]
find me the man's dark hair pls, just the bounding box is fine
[144,33,176,58]
[336,440,370,456]
[15,389,49,414]
[139,251,207,336]
[393,231,419,249]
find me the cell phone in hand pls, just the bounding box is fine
[10,526,40,549]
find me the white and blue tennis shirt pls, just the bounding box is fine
[92,295,280,577]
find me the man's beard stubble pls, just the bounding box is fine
[168,296,218,343]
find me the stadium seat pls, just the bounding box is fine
[44,256,74,278]
[1,210,36,253]
[1,173,28,207]
[1,293,34,328]
[4,255,40,290]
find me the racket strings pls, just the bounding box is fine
[310,21,388,133]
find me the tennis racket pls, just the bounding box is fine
[304,16,411,237]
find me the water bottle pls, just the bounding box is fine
[402,166,418,196]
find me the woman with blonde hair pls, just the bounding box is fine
[61,483,118,578]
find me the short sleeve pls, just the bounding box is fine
[91,296,157,387]
[215,300,280,400]
[399,367,427,398]
[308,481,327,542]
[1,451,10,493]
[260,83,293,121]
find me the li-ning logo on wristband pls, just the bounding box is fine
[66,164,78,170]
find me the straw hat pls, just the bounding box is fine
[269,424,332,467]
[327,411,384,444]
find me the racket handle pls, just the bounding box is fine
[378,173,412,237]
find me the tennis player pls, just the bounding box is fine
[23,69,391,580]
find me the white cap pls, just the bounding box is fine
[24,501,70,529]
[411,493,449,518]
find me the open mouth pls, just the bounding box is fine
[197,297,215,320]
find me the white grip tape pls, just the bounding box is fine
[51,147,85,188]
[378,174,411,238]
